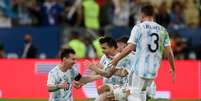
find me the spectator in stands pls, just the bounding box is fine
[155,1,170,28]
[0,7,11,27]
[26,0,42,26]
[96,0,105,7]
[183,0,199,28]
[98,0,113,27]
[40,0,63,26]
[82,0,100,30]
[12,0,32,26]
[67,30,86,58]
[195,39,201,60]
[0,41,5,58]
[112,0,130,26]
[169,1,185,30]
[63,0,82,26]
[84,36,96,59]
[174,37,190,60]
[0,0,14,18]
[129,0,142,26]
[92,29,105,58]
[22,34,38,58]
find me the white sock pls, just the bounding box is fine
[127,95,141,101]
[140,91,146,101]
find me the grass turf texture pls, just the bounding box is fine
[0,99,200,101]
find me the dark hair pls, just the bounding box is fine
[69,30,80,39]
[117,36,129,44]
[60,48,75,60]
[171,1,183,12]
[99,36,117,48]
[141,4,154,16]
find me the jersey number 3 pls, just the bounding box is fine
[148,33,159,52]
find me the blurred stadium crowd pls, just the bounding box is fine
[0,0,201,59]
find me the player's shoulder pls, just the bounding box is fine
[130,24,141,34]
[100,54,109,62]
[141,21,164,28]
[49,65,59,74]
[152,22,167,31]
[128,52,135,58]
[71,64,79,73]
[131,23,141,29]
[101,54,107,59]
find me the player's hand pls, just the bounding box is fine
[125,89,131,97]
[84,62,95,70]
[110,53,121,66]
[74,81,84,89]
[114,68,128,77]
[58,81,69,89]
[106,92,115,101]
[107,66,116,76]
[170,68,175,83]
[96,63,103,69]
[109,58,118,68]
[121,68,129,77]
[83,60,91,68]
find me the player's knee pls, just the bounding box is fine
[97,85,111,95]
[125,89,131,97]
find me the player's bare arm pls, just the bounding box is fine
[48,81,68,92]
[110,43,135,66]
[78,74,102,84]
[85,62,116,78]
[72,73,102,89]
[86,62,128,78]
[164,46,175,82]
[73,81,85,89]
[97,85,115,101]
[114,68,129,77]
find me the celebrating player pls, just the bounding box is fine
[110,4,175,101]
[86,36,132,101]
[47,48,102,101]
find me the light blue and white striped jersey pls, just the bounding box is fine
[99,54,132,87]
[47,65,79,101]
[128,21,170,79]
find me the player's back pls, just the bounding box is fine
[128,21,170,79]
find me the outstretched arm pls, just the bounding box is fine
[87,62,128,78]
[86,62,116,78]
[73,73,102,89]
[78,75,102,84]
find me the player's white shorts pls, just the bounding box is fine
[113,86,127,101]
[107,84,128,101]
[128,71,153,97]
[147,81,156,98]
[94,84,128,101]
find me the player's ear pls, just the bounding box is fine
[62,57,67,61]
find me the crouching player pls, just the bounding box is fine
[86,37,133,101]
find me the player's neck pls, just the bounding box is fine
[142,17,154,22]
[113,50,119,56]
[59,63,70,72]
[108,50,118,58]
